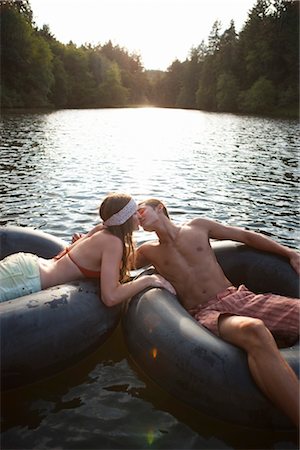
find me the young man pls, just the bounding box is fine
[135,198,300,426]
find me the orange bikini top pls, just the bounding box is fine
[54,247,101,279]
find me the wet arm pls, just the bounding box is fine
[100,242,173,306]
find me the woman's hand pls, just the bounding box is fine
[148,274,176,295]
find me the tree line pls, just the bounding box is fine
[1,0,298,117]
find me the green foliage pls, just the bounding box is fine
[216,72,239,112]
[1,0,33,22]
[239,76,277,113]
[176,49,203,108]
[144,70,167,106]
[1,0,298,117]
[156,60,184,107]
[182,0,298,117]
[49,55,69,107]
[196,55,217,111]
[1,3,53,107]
[208,20,222,55]
[0,3,146,108]
[98,63,129,107]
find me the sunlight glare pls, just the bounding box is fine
[121,108,177,186]
[30,0,256,70]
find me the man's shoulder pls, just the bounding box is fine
[186,217,211,229]
[181,218,214,241]
[139,240,159,251]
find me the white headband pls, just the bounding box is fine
[103,198,137,226]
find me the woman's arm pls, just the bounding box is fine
[100,238,175,307]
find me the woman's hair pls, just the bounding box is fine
[100,193,135,282]
[140,198,170,218]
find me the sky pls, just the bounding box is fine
[30,0,256,71]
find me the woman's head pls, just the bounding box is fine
[100,194,137,227]
[100,193,138,281]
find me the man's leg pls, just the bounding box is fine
[218,314,299,427]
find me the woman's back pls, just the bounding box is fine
[39,228,119,289]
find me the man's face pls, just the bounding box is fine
[137,203,157,231]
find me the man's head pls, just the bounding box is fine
[137,198,170,231]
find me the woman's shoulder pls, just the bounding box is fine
[91,230,122,247]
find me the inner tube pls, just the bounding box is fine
[0,226,121,390]
[122,241,299,429]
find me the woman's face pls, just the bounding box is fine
[131,212,140,231]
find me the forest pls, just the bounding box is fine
[0,0,298,117]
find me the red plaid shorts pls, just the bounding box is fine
[188,284,299,345]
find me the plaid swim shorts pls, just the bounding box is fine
[188,284,299,345]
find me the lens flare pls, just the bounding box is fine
[151,347,158,359]
[146,429,155,446]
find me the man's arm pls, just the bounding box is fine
[72,224,106,243]
[134,243,152,269]
[193,218,300,274]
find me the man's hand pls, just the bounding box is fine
[71,224,107,243]
[72,233,85,243]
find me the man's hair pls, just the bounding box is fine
[140,198,170,218]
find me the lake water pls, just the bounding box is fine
[0,107,299,449]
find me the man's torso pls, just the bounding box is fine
[139,222,232,309]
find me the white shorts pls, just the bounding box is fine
[0,252,41,302]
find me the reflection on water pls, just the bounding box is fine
[1,108,299,247]
[2,325,298,450]
[0,108,299,449]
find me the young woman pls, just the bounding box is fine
[0,193,175,303]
